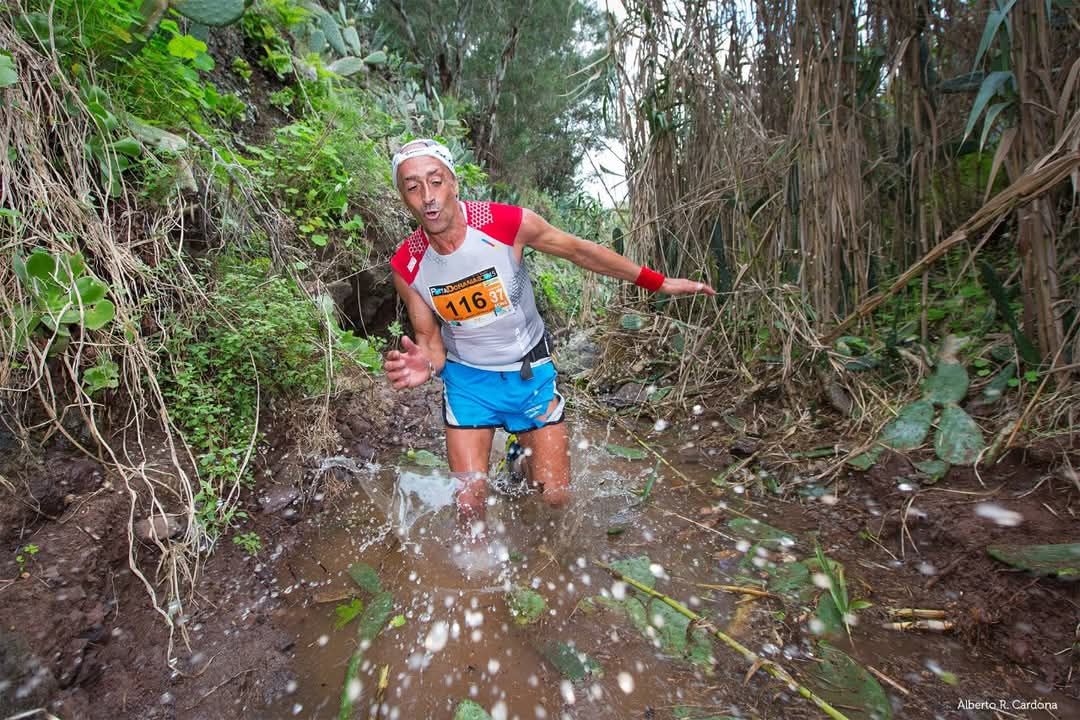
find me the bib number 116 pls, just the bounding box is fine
[443,291,488,317]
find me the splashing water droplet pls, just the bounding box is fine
[611,582,627,601]
[424,622,449,653]
[974,503,1023,526]
[560,680,576,704]
[617,671,635,694]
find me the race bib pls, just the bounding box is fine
[428,267,514,327]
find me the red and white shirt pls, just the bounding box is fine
[390,201,547,371]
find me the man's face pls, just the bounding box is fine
[397,155,458,234]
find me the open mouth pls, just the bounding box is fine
[424,208,440,221]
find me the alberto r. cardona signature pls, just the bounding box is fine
[957,698,1059,711]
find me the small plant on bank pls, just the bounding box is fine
[269,87,295,111]
[232,531,263,556]
[231,56,253,82]
[15,544,39,577]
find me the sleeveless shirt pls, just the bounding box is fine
[389,201,547,371]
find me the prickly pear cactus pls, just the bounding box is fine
[172,0,246,26]
[304,2,347,55]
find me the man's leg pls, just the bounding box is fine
[516,397,570,507]
[446,427,494,519]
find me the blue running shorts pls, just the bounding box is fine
[440,360,565,433]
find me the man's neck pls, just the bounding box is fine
[425,204,467,255]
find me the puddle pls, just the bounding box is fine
[267,420,1079,719]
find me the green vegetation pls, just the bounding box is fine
[14,544,39,576]
[232,531,262,556]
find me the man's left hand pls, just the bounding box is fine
[660,278,717,296]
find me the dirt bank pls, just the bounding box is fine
[0,380,442,720]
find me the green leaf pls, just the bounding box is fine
[913,458,949,484]
[173,0,247,26]
[983,362,1016,400]
[923,363,969,405]
[389,614,406,628]
[82,300,115,330]
[167,34,208,60]
[646,599,713,666]
[0,54,17,88]
[647,386,672,402]
[452,700,493,720]
[333,598,364,630]
[82,360,119,396]
[403,448,445,467]
[25,251,57,281]
[846,446,882,471]
[806,643,893,720]
[978,101,1011,152]
[973,0,1018,70]
[814,593,845,636]
[347,562,382,594]
[357,591,393,642]
[610,555,656,590]
[963,71,1014,144]
[12,253,29,285]
[605,443,647,460]
[878,400,934,450]
[71,276,107,305]
[109,137,143,158]
[327,56,366,77]
[934,404,985,466]
[619,313,644,331]
[987,543,1080,577]
[539,640,602,682]
[192,52,215,71]
[310,233,329,247]
[507,587,546,625]
[362,50,387,66]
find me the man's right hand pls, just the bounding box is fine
[385,335,434,389]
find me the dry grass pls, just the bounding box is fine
[0,4,305,656]
[597,0,1079,451]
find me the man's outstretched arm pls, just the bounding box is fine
[516,209,717,296]
[385,273,446,390]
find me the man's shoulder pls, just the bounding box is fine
[389,227,428,283]
[463,201,523,246]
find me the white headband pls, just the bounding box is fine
[391,139,456,190]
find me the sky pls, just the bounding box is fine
[577,0,627,207]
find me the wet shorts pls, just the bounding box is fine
[440,360,565,433]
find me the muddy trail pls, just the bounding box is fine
[1,389,1078,720]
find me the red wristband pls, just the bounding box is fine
[635,266,665,292]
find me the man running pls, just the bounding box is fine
[384,139,714,518]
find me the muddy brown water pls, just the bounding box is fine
[266,420,1078,720]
